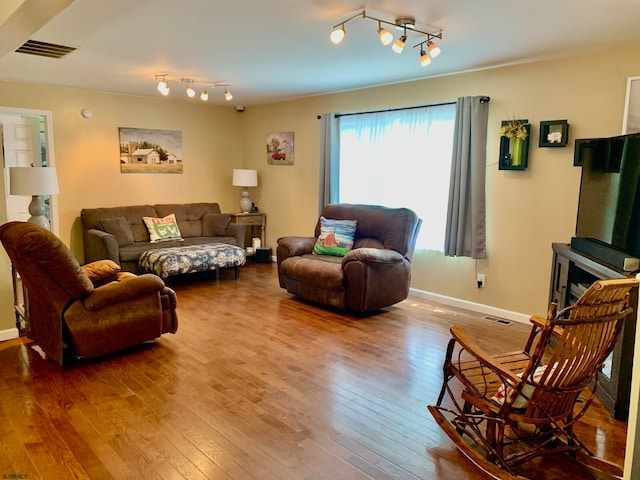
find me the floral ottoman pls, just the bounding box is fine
[139,243,246,280]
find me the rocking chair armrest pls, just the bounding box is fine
[530,314,564,337]
[449,326,521,385]
[529,315,546,328]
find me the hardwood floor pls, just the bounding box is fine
[0,262,627,479]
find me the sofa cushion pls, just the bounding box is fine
[81,205,158,243]
[203,213,231,236]
[155,203,222,238]
[99,216,134,247]
[313,216,357,257]
[143,214,183,243]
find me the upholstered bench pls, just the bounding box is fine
[139,243,246,280]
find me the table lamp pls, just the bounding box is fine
[232,169,258,213]
[9,166,60,230]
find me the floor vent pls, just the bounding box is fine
[15,39,77,59]
[482,315,513,326]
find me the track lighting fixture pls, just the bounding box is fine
[329,10,443,67]
[154,74,233,102]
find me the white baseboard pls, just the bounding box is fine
[0,327,20,342]
[409,288,530,325]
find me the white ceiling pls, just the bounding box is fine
[1,0,640,107]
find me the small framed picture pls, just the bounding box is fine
[539,120,569,147]
[266,132,294,165]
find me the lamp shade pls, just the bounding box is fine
[9,167,60,195]
[232,169,258,187]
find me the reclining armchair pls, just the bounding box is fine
[277,204,421,312]
[0,221,178,365]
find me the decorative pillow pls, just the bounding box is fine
[313,216,357,257]
[143,213,183,243]
[202,212,231,236]
[99,216,134,247]
[491,364,558,409]
[82,259,121,287]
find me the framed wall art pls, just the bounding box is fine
[498,119,530,170]
[539,120,569,147]
[119,127,183,173]
[266,131,294,165]
[622,76,640,134]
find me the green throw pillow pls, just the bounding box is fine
[313,216,357,257]
[143,213,183,243]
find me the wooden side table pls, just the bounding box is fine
[230,212,266,249]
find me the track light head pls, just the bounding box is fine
[427,40,441,58]
[200,90,208,101]
[392,35,407,54]
[377,21,393,46]
[224,88,233,101]
[182,78,197,97]
[330,25,345,44]
[156,74,170,95]
[419,49,431,67]
[158,82,170,95]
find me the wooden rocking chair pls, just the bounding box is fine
[428,278,639,480]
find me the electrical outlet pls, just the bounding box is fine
[476,273,485,288]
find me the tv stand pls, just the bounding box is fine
[550,243,638,420]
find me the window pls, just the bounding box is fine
[337,103,456,250]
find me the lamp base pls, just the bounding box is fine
[28,195,51,230]
[240,188,252,213]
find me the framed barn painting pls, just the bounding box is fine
[119,127,183,173]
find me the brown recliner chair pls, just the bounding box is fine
[0,221,178,365]
[277,204,422,312]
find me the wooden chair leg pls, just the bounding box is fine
[436,338,457,406]
[486,419,498,462]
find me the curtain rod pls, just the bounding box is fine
[317,96,490,119]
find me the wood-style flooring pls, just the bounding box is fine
[0,262,627,479]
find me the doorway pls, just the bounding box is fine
[0,107,58,234]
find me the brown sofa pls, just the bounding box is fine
[0,221,178,365]
[277,203,422,312]
[81,202,246,272]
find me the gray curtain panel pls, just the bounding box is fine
[318,113,340,214]
[444,96,490,259]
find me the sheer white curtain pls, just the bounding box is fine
[338,104,456,250]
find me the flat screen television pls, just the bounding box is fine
[574,132,640,263]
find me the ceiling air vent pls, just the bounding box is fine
[15,39,77,59]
